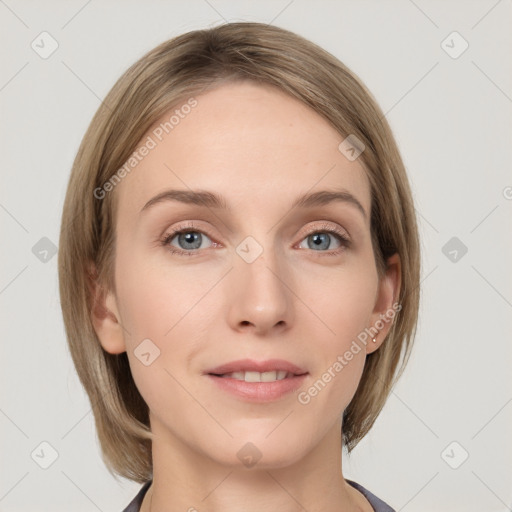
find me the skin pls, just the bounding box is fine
[91,81,400,512]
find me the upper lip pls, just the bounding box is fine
[205,359,308,376]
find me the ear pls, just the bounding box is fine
[87,263,127,355]
[366,252,401,355]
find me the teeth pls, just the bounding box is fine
[221,370,290,382]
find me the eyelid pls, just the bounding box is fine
[296,221,350,242]
[162,220,350,241]
[160,221,219,247]
[160,220,351,255]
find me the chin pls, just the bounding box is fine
[212,432,308,470]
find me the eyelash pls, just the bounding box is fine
[159,221,351,257]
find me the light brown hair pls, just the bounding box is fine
[58,21,421,483]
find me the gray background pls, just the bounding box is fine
[1,1,511,511]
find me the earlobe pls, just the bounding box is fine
[88,264,127,355]
[366,253,401,355]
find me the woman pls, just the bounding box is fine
[58,22,420,512]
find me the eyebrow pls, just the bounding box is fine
[140,188,367,219]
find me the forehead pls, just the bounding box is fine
[115,80,371,220]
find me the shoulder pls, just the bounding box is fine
[345,479,396,512]
[122,480,152,512]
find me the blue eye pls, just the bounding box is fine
[160,222,350,257]
[162,226,214,256]
[301,231,347,251]
[297,226,350,255]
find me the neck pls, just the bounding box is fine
[141,414,368,512]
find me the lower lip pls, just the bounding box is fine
[206,374,308,402]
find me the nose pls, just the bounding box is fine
[226,247,293,336]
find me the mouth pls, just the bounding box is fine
[208,370,305,382]
[204,359,308,401]
[204,358,307,379]
[206,372,308,402]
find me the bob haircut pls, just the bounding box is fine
[58,21,421,484]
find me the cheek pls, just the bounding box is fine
[114,246,210,344]
[113,247,218,379]
[300,261,377,343]
[116,270,173,343]
[295,264,376,405]
[113,258,206,418]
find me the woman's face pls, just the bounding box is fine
[93,80,399,468]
